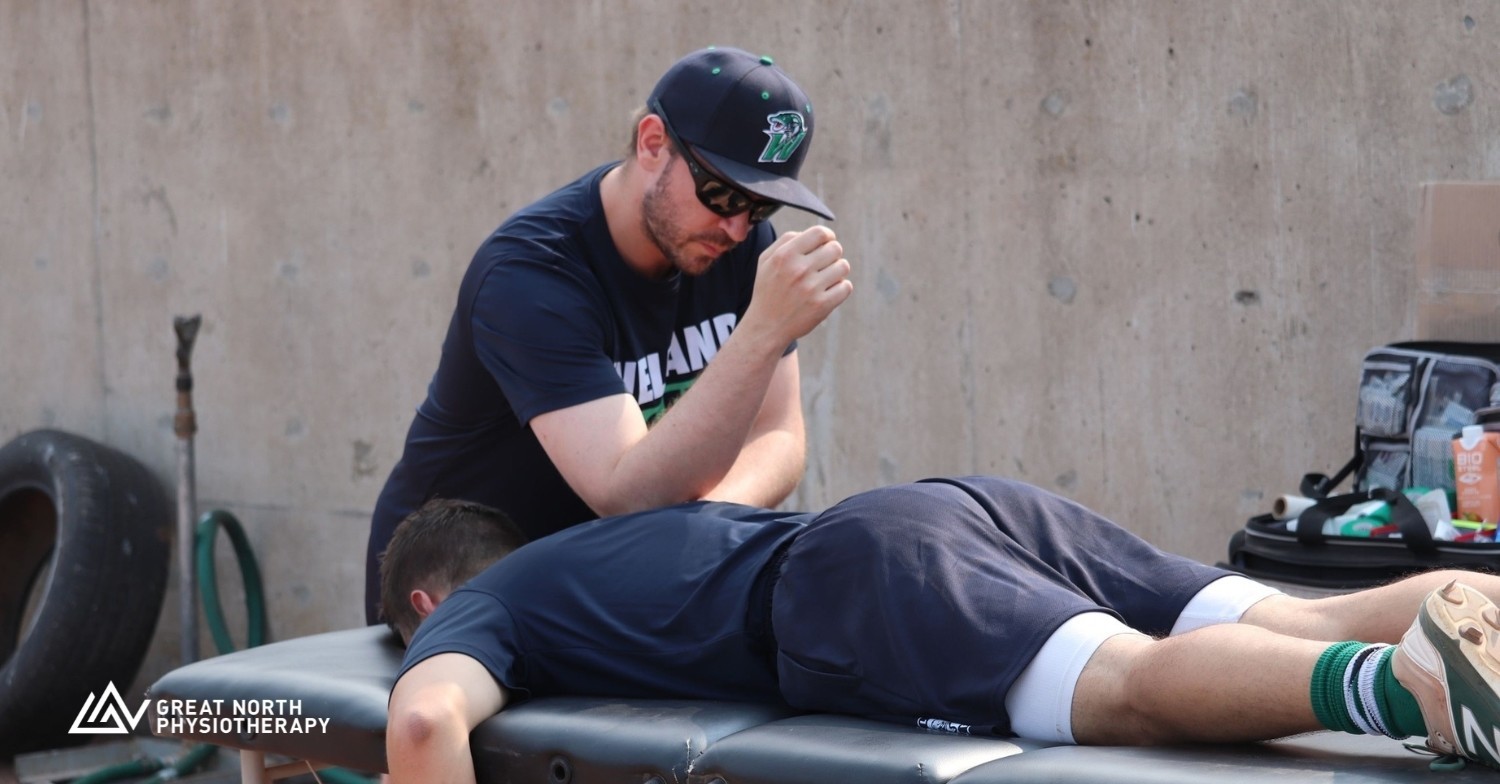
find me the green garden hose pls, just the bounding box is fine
[70,757,163,784]
[195,509,268,654]
[140,742,216,783]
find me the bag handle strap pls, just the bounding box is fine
[1294,488,1436,554]
[1301,427,1365,499]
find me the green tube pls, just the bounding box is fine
[195,509,268,654]
[318,767,379,783]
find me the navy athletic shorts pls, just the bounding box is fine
[769,476,1232,735]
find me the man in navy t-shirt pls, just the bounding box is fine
[363,47,852,623]
[380,479,1500,781]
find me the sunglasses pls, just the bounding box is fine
[651,100,782,225]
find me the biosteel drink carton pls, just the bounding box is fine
[1453,424,1500,524]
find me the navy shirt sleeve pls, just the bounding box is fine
[399,588,530,698]
[471,257,626,426]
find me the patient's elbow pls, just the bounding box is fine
[389,694,463,750]
[386,692,481,784]
[393,705,441,746]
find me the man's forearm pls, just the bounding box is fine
[602,228,846,512]
[594,325,788,513]
[536,227,848,517]
[701,423,805,507]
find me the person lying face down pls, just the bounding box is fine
[381,476,1500,783]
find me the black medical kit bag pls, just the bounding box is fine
[1224,341,1500,589]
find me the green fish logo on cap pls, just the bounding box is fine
[759,111,807,164]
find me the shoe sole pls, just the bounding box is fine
[1393,580,1500,766]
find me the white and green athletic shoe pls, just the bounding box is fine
[1392,580,1500,770]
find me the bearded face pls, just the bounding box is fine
[640,155,740,277]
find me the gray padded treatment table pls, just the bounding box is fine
[148,624,1495,783]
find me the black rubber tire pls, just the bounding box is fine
[0,429,172,755]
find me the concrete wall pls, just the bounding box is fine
[3,1,1497,691]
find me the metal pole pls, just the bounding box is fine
[174,314,202,665]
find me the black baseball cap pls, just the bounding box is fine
[648,46,834,221]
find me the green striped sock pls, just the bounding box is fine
[1311,641,1365,734]
[1311,641,1428,739]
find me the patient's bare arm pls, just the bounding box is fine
[387,653,507,784]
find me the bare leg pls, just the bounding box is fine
[1073,574,1500,746]
[1071,624,1329,745]
[1072,570,1500,744]
[1241,569,1500,643]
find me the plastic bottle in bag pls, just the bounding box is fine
[1453,424,1500,524]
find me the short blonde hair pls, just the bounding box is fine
[623,104,683,165]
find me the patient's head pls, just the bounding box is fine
[379,498,528,644]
